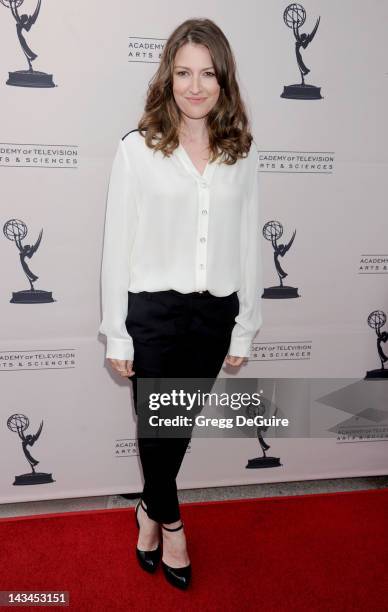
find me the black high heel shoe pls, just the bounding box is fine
[134,499,161,573]
[161,522,192,590]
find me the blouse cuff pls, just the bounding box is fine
[228,332,254,359]
[106,337,134,361]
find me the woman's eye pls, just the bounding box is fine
[175,71,215,77]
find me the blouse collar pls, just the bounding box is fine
[174,143,219,187]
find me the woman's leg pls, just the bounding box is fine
[127,291,192,523]
[156,290,240,571]
[131,354,193,523]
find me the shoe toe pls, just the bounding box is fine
[136,544,161,573]
[162,561,191,589]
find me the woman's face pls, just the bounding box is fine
[172,42,221,123]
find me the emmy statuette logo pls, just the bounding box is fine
[3,218,55,303]
[281,3,322,100]
[262,220,300,299]
[365,310,388,379]
[7,414,55,485]
[1,0,55,87]
[245,396,282,469]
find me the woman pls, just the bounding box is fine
[99,18,263,590]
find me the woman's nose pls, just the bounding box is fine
[189,76,202,93]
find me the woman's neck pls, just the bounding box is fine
[179,118,208,144]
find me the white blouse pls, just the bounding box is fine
[99,128,263,362]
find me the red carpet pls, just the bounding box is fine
[0,488,387,611]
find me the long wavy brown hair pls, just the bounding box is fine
[137,18,253,165]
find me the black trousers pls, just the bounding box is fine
[125,289,239,524]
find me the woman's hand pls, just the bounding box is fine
[107,358,135,377]
[224,354,245,367]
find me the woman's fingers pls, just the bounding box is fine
[126,360,136,377]
[107,358,135,377]
[225,354,245,367]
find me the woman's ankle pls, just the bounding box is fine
[162,519,182,529]
[139,505,158,527]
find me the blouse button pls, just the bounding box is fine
[200,237,206,243]
[201,209,208,215]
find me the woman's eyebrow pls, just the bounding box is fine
[174,65,214,70]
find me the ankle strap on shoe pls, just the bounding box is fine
[162,522,184,532]
[140,498,148,513]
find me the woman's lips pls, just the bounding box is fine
[186,97,206,104]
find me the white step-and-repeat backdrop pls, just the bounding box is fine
[0,1,387,503]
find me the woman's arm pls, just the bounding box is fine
[98,138,138,361]
[228,146,263,358]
